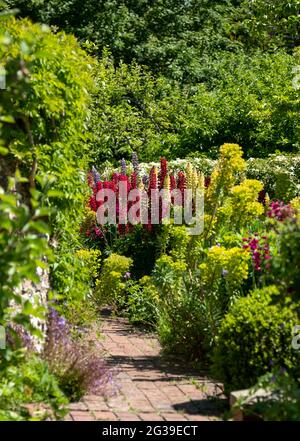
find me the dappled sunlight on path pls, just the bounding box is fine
[67,316,226,421]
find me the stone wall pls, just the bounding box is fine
[16,265,49,352]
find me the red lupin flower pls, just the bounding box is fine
[87,171,94,188]
[170,174,176,191]
[159,158,168,189]
[89,196,97,212]
[177,171,186,195]
[131,172,138,189]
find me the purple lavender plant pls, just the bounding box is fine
[44,308,113,401]
[6,324,34,351]
[92,166,101,184]
[120,158,127,176]
[142,174,148,187]
[131,152,140,176]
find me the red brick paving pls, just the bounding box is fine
[68,316,224,421]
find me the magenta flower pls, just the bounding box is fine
[267,201,294,221]
[243,234,271,272]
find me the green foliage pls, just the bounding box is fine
[185,51,300,158]
[0,17,96,308]
[0,17,94,180]
[4,1,300,161]
[152,253,213,358]
[0,174,51,338]
[123,277,159,327]
[212,286,300,394]
[270,217,300,301]
[54,249,101,324]
[247,154,300,201]
[232,0,300,52]
[0,17,98,418]
[95,253,132,306]
[233,369,300,421]
[3,0,240,83]
[90,49,300,161]
[91,58,185,162]
[0,349,68,421]
[7,1,299,81]
[111,224,167,279]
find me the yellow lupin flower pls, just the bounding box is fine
[197,172,205,190]
[192,169,198,189]
[139,181,148,219]
[291,197,300,223]
[163,175,170,191]
[206,143,246,208]
[186,162,193,191]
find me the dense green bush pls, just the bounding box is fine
[111,224,166,279]
[6,1,299,81]
[0,174,51,339]
[231,0,300,53]
[94,253,132,307]
[90,49,300,161]
[269,216,300,300]
[0,350,68,421]
[0,17,102,419]
[4,2,300,160]
[90,58,186,162]
[1,0,244,82]
[233,369,300,421]
[123,277,159,327]
[212,286,300,394]
[152,252,210,359]
[186,51,300,158]
[0,16,96,307]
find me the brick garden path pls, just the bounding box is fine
[68,316,225,421]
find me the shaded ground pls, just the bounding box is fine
[67,316,226,421]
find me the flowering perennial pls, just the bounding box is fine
[243,234,271,271]
[267,201,295,221]
[87,153,203,235]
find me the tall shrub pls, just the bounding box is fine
[0,17,96,305]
